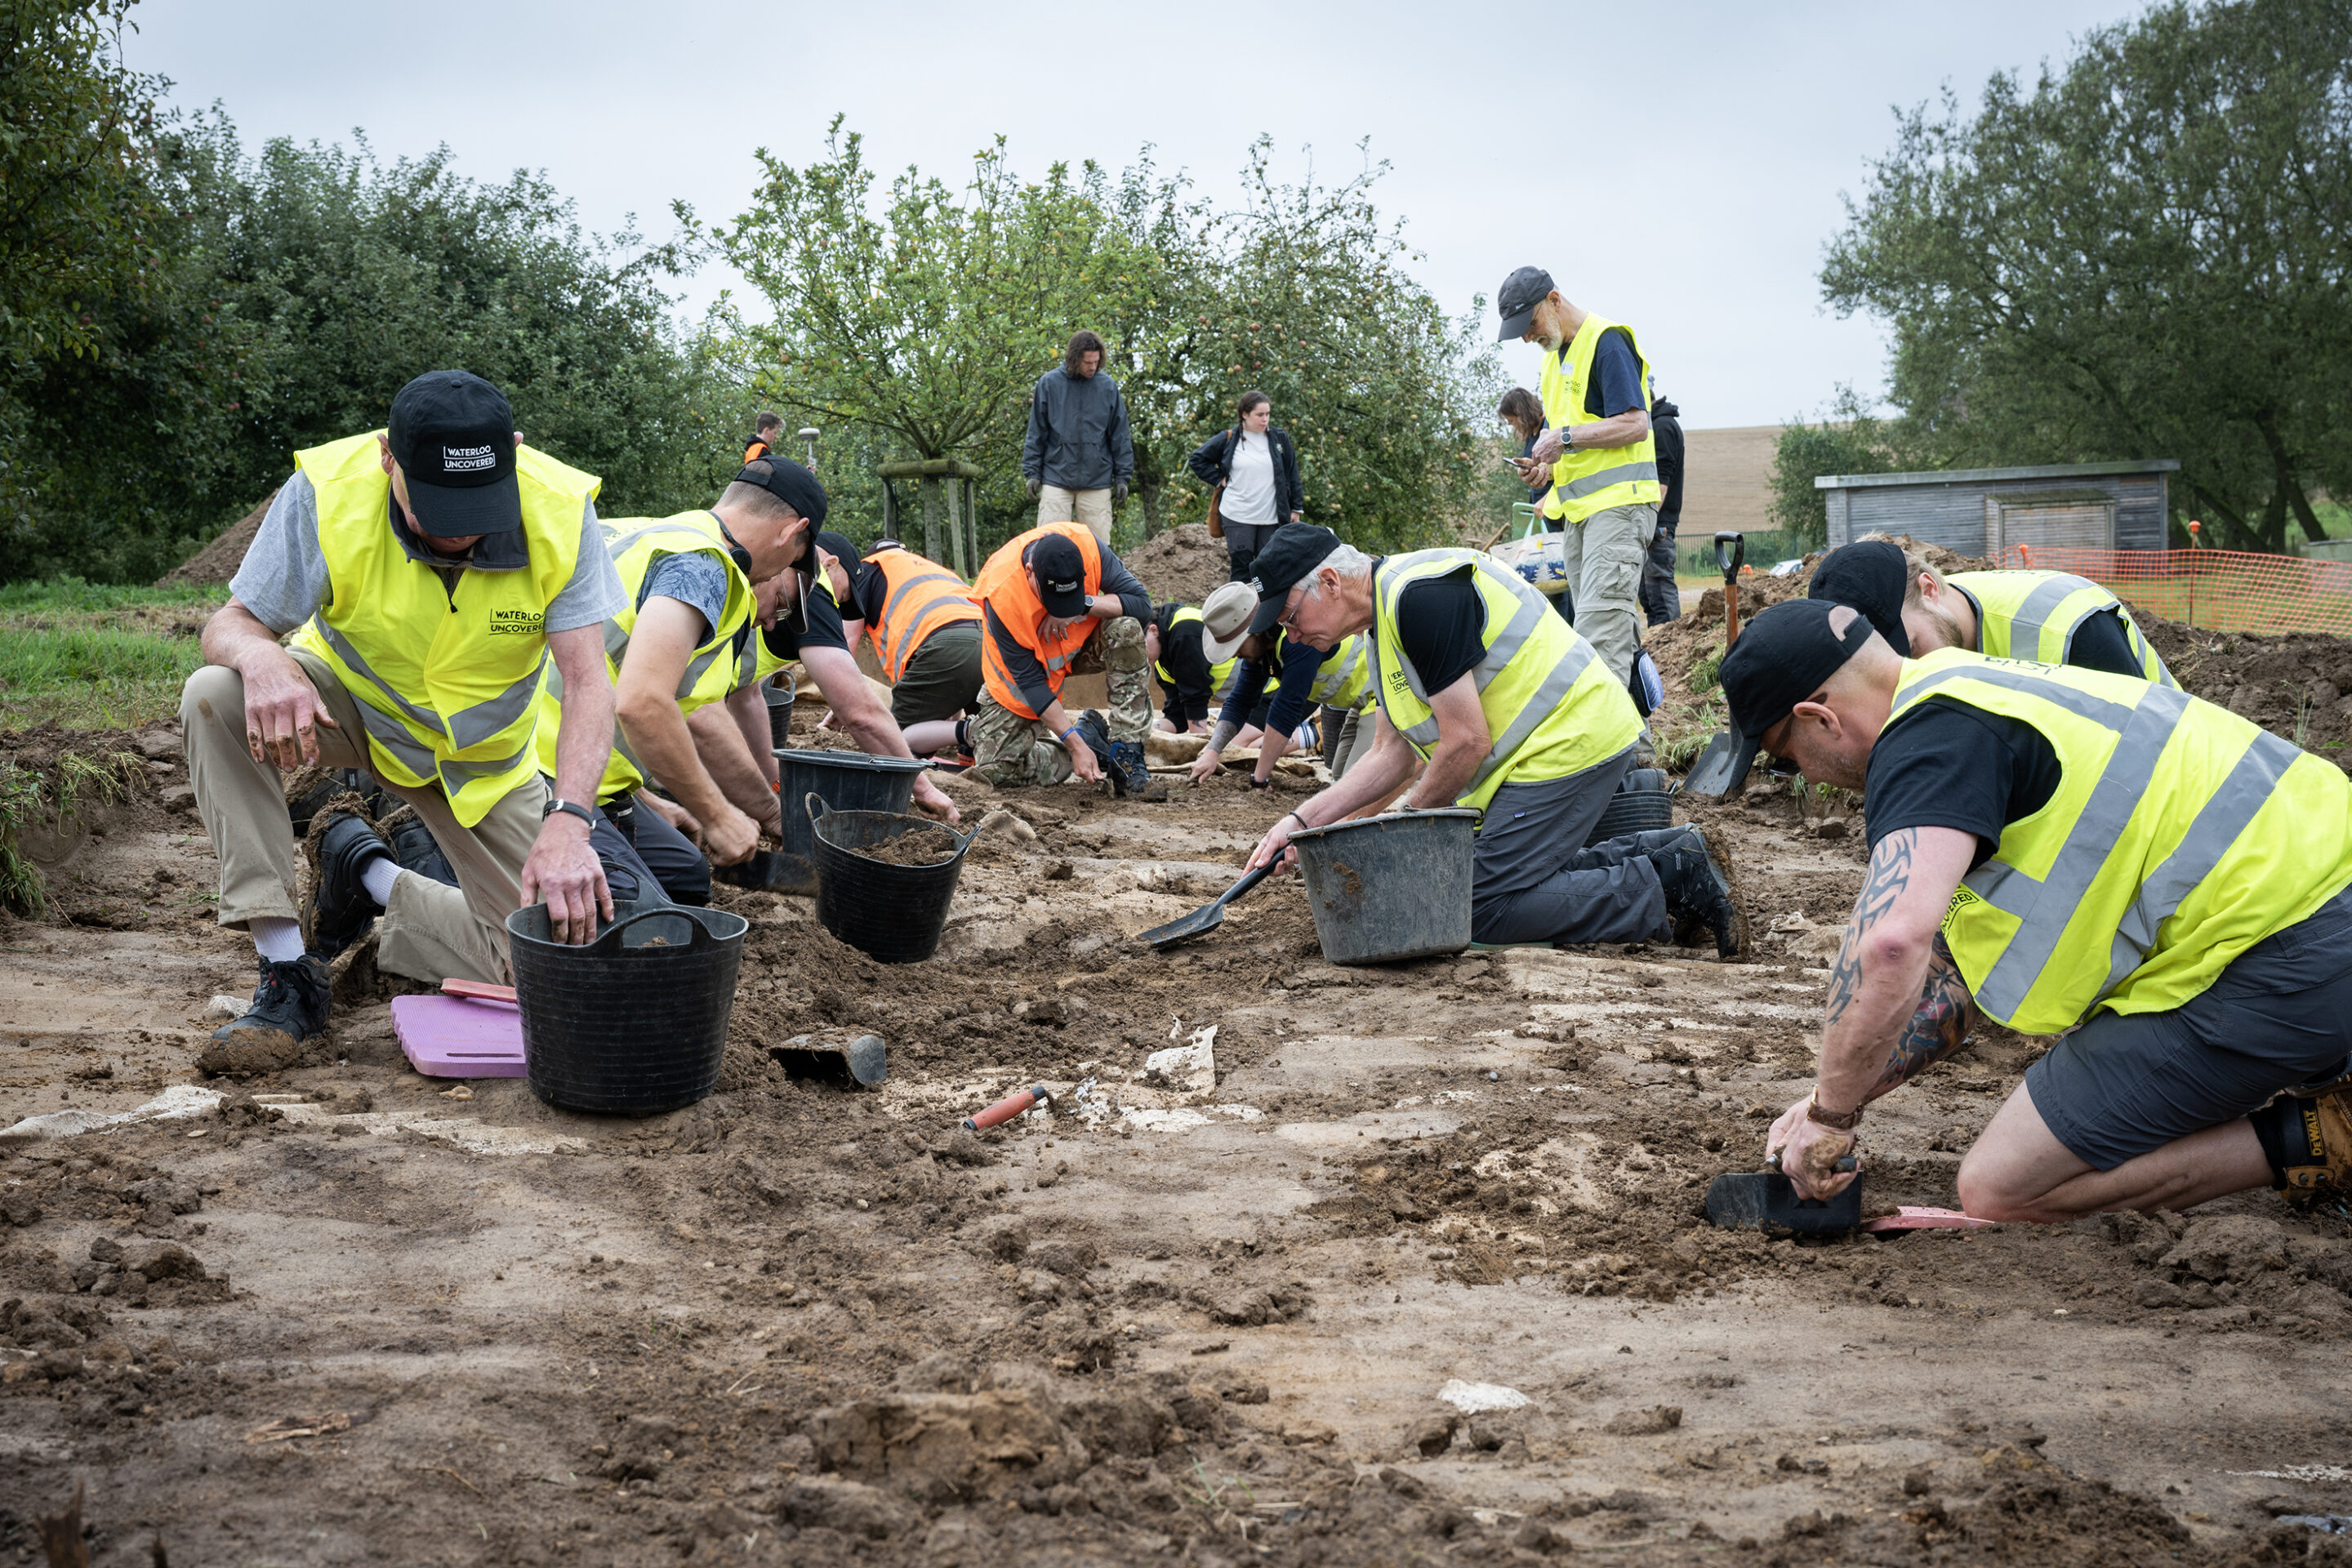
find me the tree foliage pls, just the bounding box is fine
[711,124,1494,555]
[1821,0,2352,554]
[1766,387,1925,548]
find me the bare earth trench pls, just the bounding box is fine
[4,709,2352,1567]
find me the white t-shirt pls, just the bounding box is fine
[1222,431,1277,526]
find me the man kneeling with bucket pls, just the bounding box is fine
[1239,523,1741,956]
[1717,599,2352,1218]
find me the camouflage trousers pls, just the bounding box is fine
[969,615,1152,787]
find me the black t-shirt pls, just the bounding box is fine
[1864,699,2062,869]
[2052,608,2143,678]
[1394,570,1488,695]
[759,528,859,661]
[1154,608,1216,726]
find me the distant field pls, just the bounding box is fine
[0,580,224,732]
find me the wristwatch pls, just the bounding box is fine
[542,798,597,829]
[1805,1089,1864,1131]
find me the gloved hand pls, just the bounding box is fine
[1112,483,1129,505]
[1025,477,1041,500]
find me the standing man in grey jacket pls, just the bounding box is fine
[1022,329,1134,547]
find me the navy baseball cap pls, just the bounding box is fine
[1027,533,1089,618]
[1244,523,1343,635]
[733,456,829,530]
[386,371,520,537]
[1807,540,1913,656]
[1495,266,1555,341]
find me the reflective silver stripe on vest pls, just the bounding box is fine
[345,697,440,781]
[1464,635,1599,798]
[2008,573,2098,659]
[1556,461,1659,501]
[2099,724,2298,996]
[880,568,966,630]
[1377,555,1584,785]
[1308,639,1367,706]
[602,617,729,702]
[311,613,547,752]
[1917,666,2193,1021]
[438,742,536,791]
[2126,617,2180,688]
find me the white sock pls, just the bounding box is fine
[251,916,305,964]
[360,856,403,907]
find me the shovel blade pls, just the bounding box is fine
[1704,1171,1862,1236]
[1682,730,1753,800]
[769,1032,888,1089]
[1141,904,1227,951]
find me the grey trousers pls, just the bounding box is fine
[1326,706,1375,780]
[1470,746,1670,947]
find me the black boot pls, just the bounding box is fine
[305,810,391,959]
[1107,737,1164,800]
[211,954,332,1052]
[1643,825,1743,959]
[380,804,457,888]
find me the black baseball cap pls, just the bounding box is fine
[1027,533,1089,617]
[386,371,521,537]
[1495,265,1555,342]
[1244,523,1343,635]
[1716,599,1883,773]
[733,455,829,530]
[1806,540,1912,656]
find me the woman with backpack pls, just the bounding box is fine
[1187,390,1304,584]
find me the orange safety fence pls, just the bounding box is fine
[1998,546,2352,639]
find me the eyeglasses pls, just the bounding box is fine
[1276,586,1306,630]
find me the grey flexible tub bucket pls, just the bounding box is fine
[768,747,931,895]
[1287,808,1480,965]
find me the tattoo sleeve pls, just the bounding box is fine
[1824,830,1915,1028]
[1871,931,1980,1098]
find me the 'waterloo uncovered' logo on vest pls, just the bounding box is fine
[442,443,498,474]
[488,608,545,636]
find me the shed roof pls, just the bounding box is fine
[1814,459,2179,492]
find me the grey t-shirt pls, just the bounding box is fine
[229,470,624,636]
[635,551,729,643]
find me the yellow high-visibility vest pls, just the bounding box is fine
[1152,605,1241,700]
[288,430,599,827]
[1370,549,1642,813]
[1945,570,2177,688]
[1536,312,1663,524]
[1303,632,1373,712]
[536,511,755,804]
[1889,648,2352,1033]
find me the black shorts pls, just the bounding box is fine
[889,622,983,728]
[2025,884,2352,1169]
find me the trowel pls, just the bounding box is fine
[768,1032,888,1089]
[1682,532,1755,800]
[1704,1159,1860,1237]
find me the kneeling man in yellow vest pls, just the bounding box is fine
[1810,536,2176,687]
[1237,524,1743,956]
[1719,600,2352,1220]
[184,372,647,1055]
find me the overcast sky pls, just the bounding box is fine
[127,0,2149,431]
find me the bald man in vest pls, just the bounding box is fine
[1717,599,2352,1220]
[1499,265,1662,690]
[1810,535,2177,687]
[1237,523,1741,957]
[183,371,653,1058]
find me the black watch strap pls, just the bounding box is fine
[543,798,597,829]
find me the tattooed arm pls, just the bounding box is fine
[1767,825,1980,1196]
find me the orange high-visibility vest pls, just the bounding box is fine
[742,439,770,464]
[862,546,979,682]
[973,523,1105,720]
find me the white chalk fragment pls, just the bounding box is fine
[207,995,245,1018]
[0,1083,224,1143]
[1437,1379,1531,1415]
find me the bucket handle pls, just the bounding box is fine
[582,902,719,956]
[805,791,977,859]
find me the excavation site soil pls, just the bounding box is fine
[8,537,2352,1565]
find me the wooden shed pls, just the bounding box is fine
[1817,459,2177,555]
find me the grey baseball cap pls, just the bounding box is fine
[1495,266,1555,341]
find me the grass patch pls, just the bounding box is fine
[0,577,224,732]
[0,748,145,913]
[1687,638,1728,693]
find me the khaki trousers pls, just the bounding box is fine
[1037,485,1114,547]
[968,617,1152,787]
[1554,501,1657,688]
[180,650,546,985]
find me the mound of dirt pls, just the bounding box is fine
[158,489,276,586]
[1123,522,1231,607]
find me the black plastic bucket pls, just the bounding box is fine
[808,795,973,963]
[506,902,750,1116]
[1289,808,1480,964]
[1584,767,1675,847]
[763,673,797,749]
[771,748,931,896]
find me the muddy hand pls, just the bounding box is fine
[913,775,961,826]
[1766,1096,1859,1199]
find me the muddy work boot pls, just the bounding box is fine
[305,810,392,959]
[211,954,332,1053]
[380,804,457,888]
[1643,825,1743,959]
[1107,738,1165,800]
